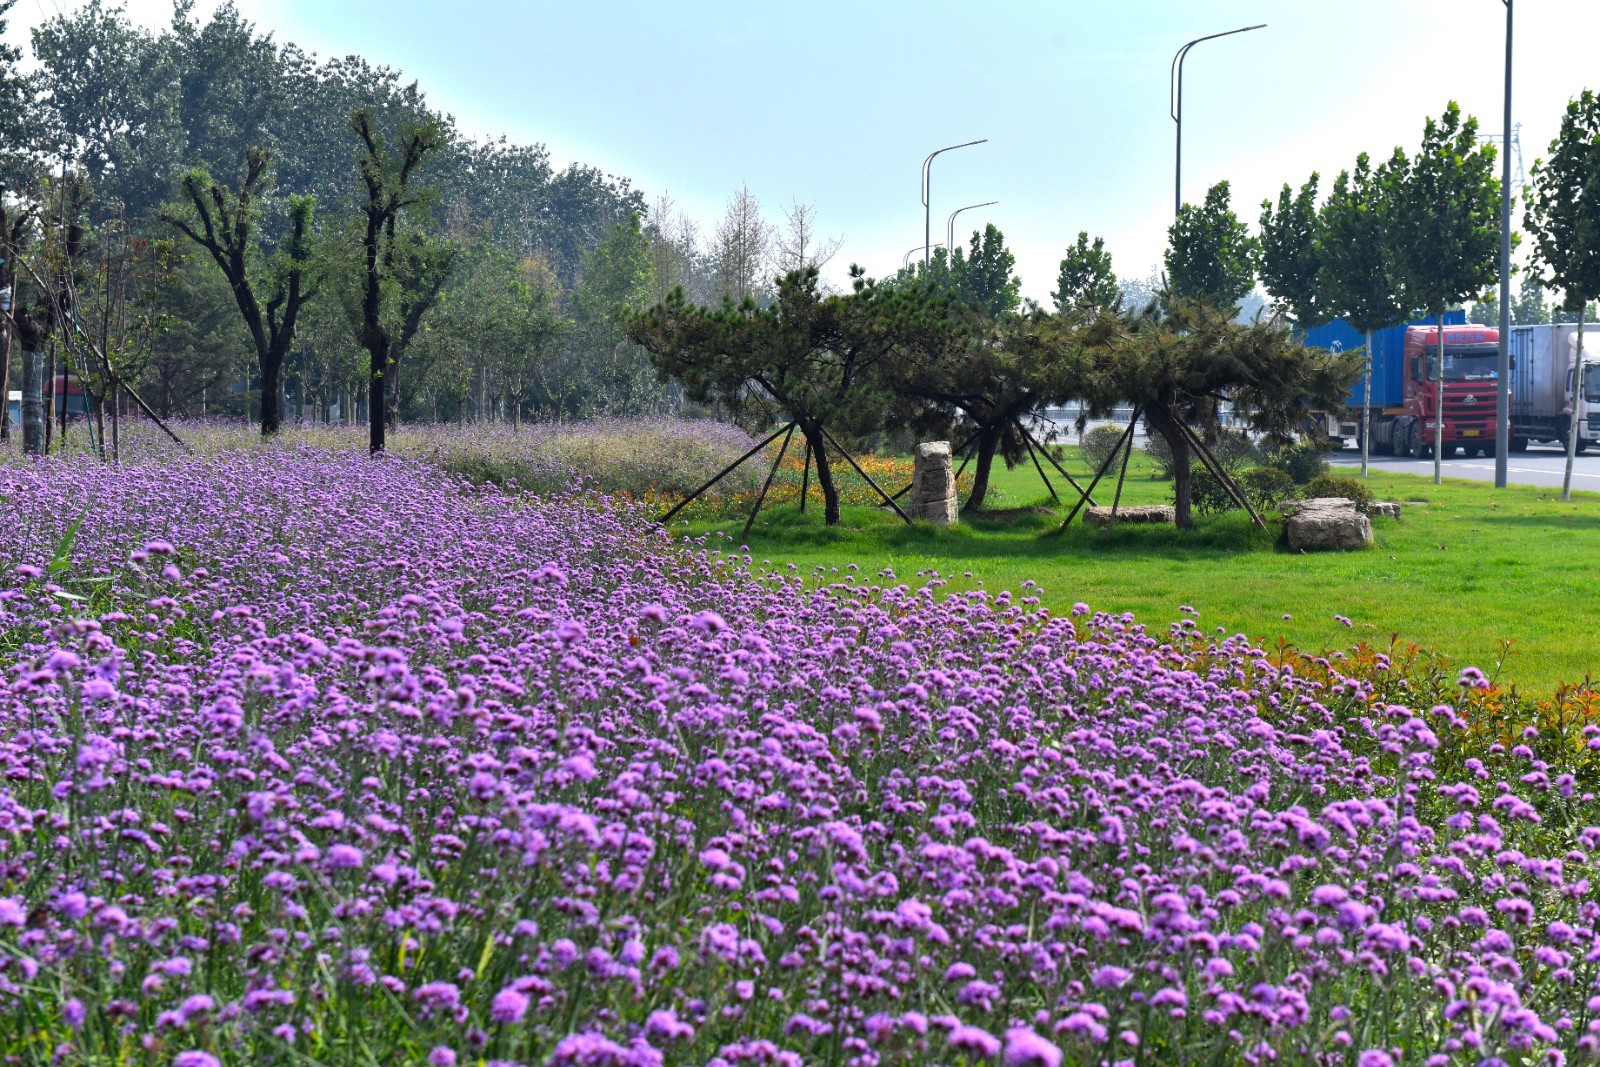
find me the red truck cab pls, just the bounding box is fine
[1400,325,1500,456]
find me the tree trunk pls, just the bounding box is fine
[803,425,841,525]
[1434,305,1446,484]
[1564,315,1585,502]
[0,313,10,444]
[1148,407,1194,528]
[961,424,1003,515]
[260,353,283,436]
[21,348,43,456]
[369,352,388,454]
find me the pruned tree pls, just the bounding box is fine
[1165,180,1257,311]
[351,107,443,453]
[1258,174,1329,329]
[1079,301,1363,528]
[630,267,892,525]
[1381,102,1501,483]
[161,147,320,435]
[1052,232,1118,313]
[1525,89,1600,501]
[1318,152,1411,475]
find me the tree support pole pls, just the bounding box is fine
[1106,417,1137,532]
[798,439,811,513]
[742,424,796,540]
[1055,405,1140,533]
[659,422,792,525]
[1014,419,1096,504]
[820,426,912,524]
[1176,418,1265,528]
[1019,423,1060,502]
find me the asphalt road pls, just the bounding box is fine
[1328,443,1600,490]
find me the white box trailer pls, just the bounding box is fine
[1508,324,1600,452]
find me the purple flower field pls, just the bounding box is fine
[0,445,1597,1065]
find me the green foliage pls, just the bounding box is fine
[1141,432,1174,480]
[1188,467,1239,516]
[1080,423,1129,474]
[1258,174,1329,328]
[1165,181,1258,310]
[1382,103,1502,321]
[1318,153,1408,334]
[946,223,1022,319]
[1300,473,1375,513]
[1266,441,1332,485]
[1052,232,1118,313]
[1514,271,1551,325]
[1241,465,1296,510]
[1526,90,1600,315]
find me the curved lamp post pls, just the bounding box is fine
[904,244,944,269]
[1170,24,1265,216]
[922,139,986,266]
[947,201,999,264]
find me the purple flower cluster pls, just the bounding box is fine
[0,444,1596,1064]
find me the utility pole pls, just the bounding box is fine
[1494,0,1513,488]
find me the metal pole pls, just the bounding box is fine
[1362,330,1373,476]
[904,245,944,270]
[922,139,987,267]
[946,201,998,267]
[1170,25,1266,217]
[1495,0,1513,489]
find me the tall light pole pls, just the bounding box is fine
[1494,0,1513,488]
[922,139,986,267]
[904,244,944,269]
[1171,24,1266,216]
[947,201,998,265]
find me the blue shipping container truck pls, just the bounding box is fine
[1299,310,1467,410]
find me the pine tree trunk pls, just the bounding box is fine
[804,426,842,525]
[1148,408,1193,528]
[961,424,1002,515]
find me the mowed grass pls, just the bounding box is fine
[676,446,1600,697]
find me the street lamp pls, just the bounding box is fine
[904,244,945,269]
[947,201,999,265]
[922,139,986,266]
[1495,0,1513,489]
[1170,24,1266,216]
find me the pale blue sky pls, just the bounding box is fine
[9,0,1600,302]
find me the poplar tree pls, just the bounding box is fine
[1318,153,1410,474]
[1525,89,1600,500]
[1052,232,1118,313]
[1258,174,1329,329]
[1165,181,1257,311]
[1380,102,1501,483]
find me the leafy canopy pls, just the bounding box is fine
[1525,89,1600,311]
[1258,174,1329,328]
[1052,232,1119,313]
[1165,181,1258,311]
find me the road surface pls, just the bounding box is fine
[1329,443,1600,490]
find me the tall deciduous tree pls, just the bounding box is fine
[630,267,891,525]
[1052,232,1118,313]
[351,108,442,453]
[1525,89,1600,500]
[1512,271,1550,325]
[161,148,319,435]
[1319,152,1411,475]
[1381,102,1501,483]
[712,183,772,304]
[774,199,842,278]
[1258,174,1329,328]
[1165,180,1257,311]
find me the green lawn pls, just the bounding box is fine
[677,449,1600,697]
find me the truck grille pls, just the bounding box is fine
[1442,394,1494,423]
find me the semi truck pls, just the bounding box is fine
[1301,311,1500,457]
[1508,323,1600,453]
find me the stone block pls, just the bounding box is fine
[1284,497,1373,551]
[1084,505,1175,527]
[908,441,957,525]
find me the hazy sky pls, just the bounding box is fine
[7,0,1599,303]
